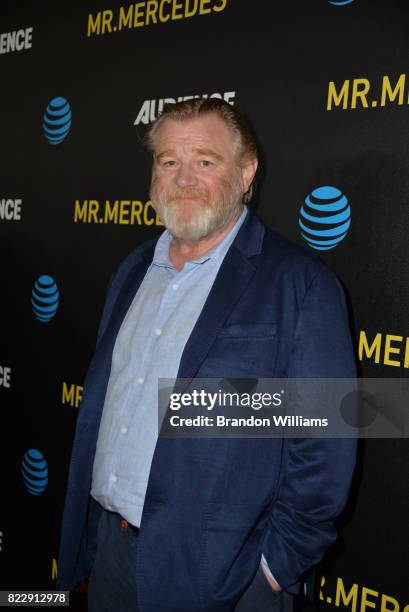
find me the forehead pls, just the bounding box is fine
[153,114,235,156]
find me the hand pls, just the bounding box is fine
[260,561,283,592]
[72,578,89,594]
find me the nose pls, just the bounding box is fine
[174,162,198,187]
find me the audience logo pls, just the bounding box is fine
[299,186,351,251]
[0,198,22,221]
[0,365,11,388]
[32,275,59,322]
[21,449,48,496]
[43,97,72,144]
[0,27,33,55]
[134,91,236,125]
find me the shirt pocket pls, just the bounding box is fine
[217,323,277,339]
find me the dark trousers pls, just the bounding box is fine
[88,508,294,612]
[88,509,140,612]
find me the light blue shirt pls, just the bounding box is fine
[91,207,248,527]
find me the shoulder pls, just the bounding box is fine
[110,235,160,283]
[95,235,161,343]
[257,219,336,290]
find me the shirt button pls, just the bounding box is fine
[138,377,145,384]
[155,328,162,336]
[121,427,128,434]
[172,283,179,290]
[110,474,118,483]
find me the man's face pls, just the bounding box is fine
[149,114,255,241]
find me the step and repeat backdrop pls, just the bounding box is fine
[1,0,409,610]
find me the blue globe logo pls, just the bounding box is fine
[43,97,72,144]
[328,0,354,5]
[299,186,351,251]
[21,449,48,496]
[32,275,59,322]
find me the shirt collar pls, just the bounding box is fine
[152,206,248,269]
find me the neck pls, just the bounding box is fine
[169,211,241,271]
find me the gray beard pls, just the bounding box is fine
[160,200,240,241]
[151,176,244,241]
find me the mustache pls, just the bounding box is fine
[164,187,210,202]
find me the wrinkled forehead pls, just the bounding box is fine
[152,114,238,156]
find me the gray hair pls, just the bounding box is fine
[144,98,258,204]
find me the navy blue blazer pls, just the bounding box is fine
[57,210,356,611]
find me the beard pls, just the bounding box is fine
[150,171,244,242]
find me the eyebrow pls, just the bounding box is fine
[155,149,174,162]
[155,148,224,162]
[194,148,224,162]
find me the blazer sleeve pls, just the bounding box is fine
[261,266,357,593]
[95,271,115,347]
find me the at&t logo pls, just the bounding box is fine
[21,449,48,495]
[43,97,72,144]
[32,275,59,322]
[299,186,351,251]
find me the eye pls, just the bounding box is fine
[162,160,177,167]
[200,160,212,167]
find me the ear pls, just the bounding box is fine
[240,157,258,194]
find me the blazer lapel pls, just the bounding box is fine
[177,211,265,381]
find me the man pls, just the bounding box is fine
[57,99,357,611]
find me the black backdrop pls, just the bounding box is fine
[1,1,409,610]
